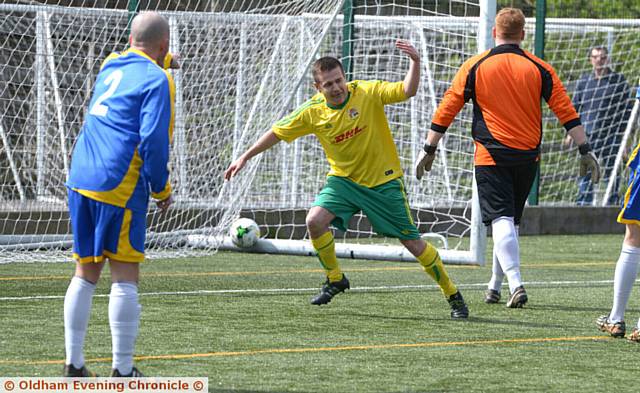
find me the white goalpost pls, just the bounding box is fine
[2,1,638,265]
[0,0,348,262]
[201,1,495,265]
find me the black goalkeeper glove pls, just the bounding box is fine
[578,142,601,183]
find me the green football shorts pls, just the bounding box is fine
[312,176,420,240]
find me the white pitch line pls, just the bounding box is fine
[0,279,619,301]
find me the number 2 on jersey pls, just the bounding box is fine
[89,69,123,117]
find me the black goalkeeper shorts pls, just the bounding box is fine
[475,162,538,226]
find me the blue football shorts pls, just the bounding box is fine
[68,189,146,263]
[618,146,640,225]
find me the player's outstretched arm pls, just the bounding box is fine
[224,130,281,181]
[416,129,444,180]
[396,39,420,98]
[567,124,601,183]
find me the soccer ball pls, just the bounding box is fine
[229,218,260,248]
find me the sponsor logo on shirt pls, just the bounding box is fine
[334,125,367,144]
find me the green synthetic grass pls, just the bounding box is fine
[1,234,638,392]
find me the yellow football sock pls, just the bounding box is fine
[417,242,457,297]
[311,231,342,282]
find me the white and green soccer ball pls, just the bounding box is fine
[229,218,260,248]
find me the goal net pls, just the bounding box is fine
[0,0,345,262]
[231,1,489,264]
[528,18,640,206]
[2,1,637,265]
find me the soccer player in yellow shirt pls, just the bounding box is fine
[224,40,469,318]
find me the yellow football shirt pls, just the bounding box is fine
[272,80,407,188]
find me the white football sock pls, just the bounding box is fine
[64,276,96,369]
[491,216,522,293]
[487,246,505,292]
[109,282,141,375]
[609,244,640,323]
[488,225,518,292]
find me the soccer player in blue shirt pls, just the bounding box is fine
[597,82,640,342]
[63,11,175,377]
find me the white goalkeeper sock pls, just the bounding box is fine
[488,225,518,292]
[487,246,505,292]
[109,282,141,375]
[64,276,96,369]
[609,244,640,323]
[491,217,522,293]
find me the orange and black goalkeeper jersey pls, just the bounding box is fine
[431,44,581,166]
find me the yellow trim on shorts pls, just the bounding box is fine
[395,178,415,226]
[106,209,145,263]
[618,168,638,224]
[104,251,144,263]
[73,210,145,264]
[617,218,640,225]
[73,253,105,264]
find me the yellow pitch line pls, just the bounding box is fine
[531,261,615,267]
[0,336,609,365]
[0,261,615,282]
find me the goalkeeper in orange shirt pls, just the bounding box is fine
[225,40,469,318]
[415,8,600,308]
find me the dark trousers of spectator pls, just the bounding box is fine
[576,163,620,206]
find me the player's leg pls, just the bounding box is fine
[64,190,107,377]
[105,208,146,377]
[485,225,519,304]
[401,238,468,319]
[491,216,524,303]
[597,163,640,337]
[476,164,533,308]
[503,162,538,308]
[476,165,520,297]
[485,246,504,303]
[306,206,341,282]
[361,177,468,318]
[610,224,640,321]
[108,260,143,377]
[485,222,522,304]
[597,224,640,338]
[401,239,458,298]
[64,262,103,377]
[486,225,523,302]
[307,177,358,305]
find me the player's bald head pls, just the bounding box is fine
[130,11,169,48]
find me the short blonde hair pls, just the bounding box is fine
[495,7,525,40]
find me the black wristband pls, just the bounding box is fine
[423,143,437,155]
[578,142,592,155]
